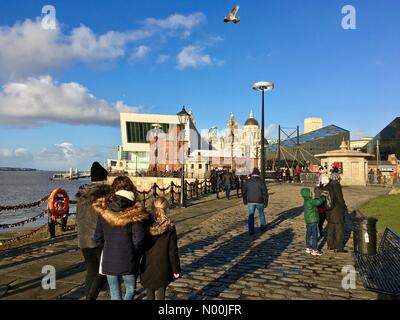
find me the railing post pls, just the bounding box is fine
[153,183,157,200]
[195,179,199,198]
[170,182,174,207]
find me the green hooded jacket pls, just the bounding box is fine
[300,188,325,224]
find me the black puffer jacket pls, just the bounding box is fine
[140,221,181,289]
[242,175,269,206]
[75,183,111,249]
[320,181,347,224]
[93,196,149,276]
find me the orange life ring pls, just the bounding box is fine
[48,188,69,219]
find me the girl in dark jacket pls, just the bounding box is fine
[140,197,181,300]
[94,176,149,300]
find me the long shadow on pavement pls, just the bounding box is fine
[190,228,295,299]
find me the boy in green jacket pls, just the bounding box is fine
[301,188,325,256]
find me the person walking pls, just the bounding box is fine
[140,197,181,300]
[232,170,241,198]
[242,168,268,235]
[320,175,347,252]
[222,170,233,199]
[300,188,325,256]
[216,173,222,199]
[93,176,149,300]
[75,161,110,300]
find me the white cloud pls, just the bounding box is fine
[143,12,206,36]
[129,45,151,62]
[177,46,212,69]
[0,13,207,81]
[0,76,140,127]
[156,54,171,64]
[0,148,29,158]
[0,143,115,170]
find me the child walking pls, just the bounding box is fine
[140,197,181,300]
[300,188,325,256]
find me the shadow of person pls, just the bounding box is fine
[189,228,295,299]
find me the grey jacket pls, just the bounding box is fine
[242,175,268,206]
[75,183,111,249]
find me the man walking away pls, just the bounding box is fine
[222,170,233,200]
[242,168,268,235]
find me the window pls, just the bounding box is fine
[199,164,202,169]
[191,164,194,169]
[126,122,170,143]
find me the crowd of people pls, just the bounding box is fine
[74,160,347,300]
[75,162,181,300]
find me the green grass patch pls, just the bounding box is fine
[361,193,400,234]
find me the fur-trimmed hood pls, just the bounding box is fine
[93,198,149,227]
[148,217,175,236]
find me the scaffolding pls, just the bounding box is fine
[267,125,321,171]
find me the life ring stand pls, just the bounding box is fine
[48,188,69,219]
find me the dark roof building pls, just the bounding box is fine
[265,125,350,163]
[362,117,400,160]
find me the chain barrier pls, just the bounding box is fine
[0,195,49,212]
[0,210,48,229]
[0,223,48,247]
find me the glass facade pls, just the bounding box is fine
[126,122,170,143]
[363,117,400,160]
[265,125,350,162]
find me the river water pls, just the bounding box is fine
[0,171,90,231]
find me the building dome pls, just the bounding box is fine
[244,111,259,127]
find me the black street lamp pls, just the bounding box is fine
[151,123,162,174]
[177,106,190,208]
[252,81,274,181]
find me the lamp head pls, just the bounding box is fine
[252,81,274,91]
[177,106,190,126]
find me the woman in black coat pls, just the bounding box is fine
[93,176,149,300]
[140,197,181,300]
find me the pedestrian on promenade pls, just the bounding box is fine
[232,170,241,198]
[75,161,110,300]
[222,169,233,199]
[320,175,347,253]
[295,165,302,183]
[301,188,325,256]
[242,168,268,235]
[140,197,181,300]
[93,176,149,300]
[216,173,222,199]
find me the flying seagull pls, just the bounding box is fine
[224,5,240,24]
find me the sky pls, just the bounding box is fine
[0,0,399,170]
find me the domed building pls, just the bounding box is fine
[241,111,262,169]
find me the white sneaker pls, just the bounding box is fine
[311,250,322,256]
[305,248,312,254]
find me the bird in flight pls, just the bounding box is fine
[224,5,240,24]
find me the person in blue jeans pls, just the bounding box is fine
[300,188,325,256]
[94,176,149,300]
[242,168,268,235]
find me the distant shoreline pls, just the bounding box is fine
[0,167,37,172]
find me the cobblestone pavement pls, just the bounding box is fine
[0,184,390,300]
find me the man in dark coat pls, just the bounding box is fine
[242,168,269,235]
[320,175,347,252]
[222,170,233,199]
[75,162,110,300]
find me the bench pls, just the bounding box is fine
[354,228,400,296]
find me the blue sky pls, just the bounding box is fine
[0,0,399,170]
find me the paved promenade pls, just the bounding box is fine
[0,184,389,300]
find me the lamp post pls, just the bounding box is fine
[151,123,162,174]
[177,106,190,208]
[252,81,274,181]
